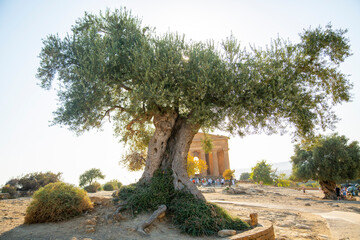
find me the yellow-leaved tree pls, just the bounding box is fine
[223,169,235,180]
[187,154,208,177]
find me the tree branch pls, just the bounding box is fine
[101,106,127,122]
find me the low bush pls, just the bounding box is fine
[117,170,249,236]
[6,172,62,192]
[1,184,17,198]
[103,182,114,191]
[83,182,101,193]
[25,182,93,224]
[103,180,123,191]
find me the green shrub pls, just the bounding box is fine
[116,170,249,236]
[6,172,62,192]
[25,182,93,223]
[170,191,249,236]
[1,184,17,198]
[118,170,174,213]
[103,182,114,191]
[103,180,123,191]
[83,182,101,193]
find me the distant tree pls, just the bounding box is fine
[79,168,105,188]
[240,172,251,181]
[291,134,360,199]
[187,154,208,177]
[250,160,274,184]
[37,8,352,202]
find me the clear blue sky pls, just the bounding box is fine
[1,0,359,186]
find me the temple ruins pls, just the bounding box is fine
[189,132,230,177]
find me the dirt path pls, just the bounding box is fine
[203,185,360,240]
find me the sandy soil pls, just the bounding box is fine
[0,184,359,240]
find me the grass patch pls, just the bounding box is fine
[117,170,249,236]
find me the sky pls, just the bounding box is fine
[0,0,359,186]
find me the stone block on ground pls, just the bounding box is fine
[218,229,237,237]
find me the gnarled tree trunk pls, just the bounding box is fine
[319,180,337,199]
[139,113,204,200]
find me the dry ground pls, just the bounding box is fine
[0,184,359,240]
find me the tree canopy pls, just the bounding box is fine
[37,9,352,147]
[250,160,274,184]
[79,168,105,187]
[291,134,360,199]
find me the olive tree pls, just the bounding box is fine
[79,168,105,187]
[291,134,360,199]
[37,8,352,200]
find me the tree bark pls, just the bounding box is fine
[139,114,204,200]
[319,180,337,199]
[140,112,178,183]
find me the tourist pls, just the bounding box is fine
[221,178,225,186]
[335,185,341,200]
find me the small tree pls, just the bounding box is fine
[250,160,274,184]
[79,168,105,188]
[187,154,208,177]
[291,134,360,199]
[223,169,235,180]
[240,172,251,181]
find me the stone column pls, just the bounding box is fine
[223,149,230,170]
[212,150,219,176]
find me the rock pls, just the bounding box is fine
[222,187,246,194]
[305,203,311,206]
[85,226,95,233]
[0,193,11,199]
[277,223,293,228]
[201,188,215,193]
[85,218,97,225]
[294,224,311,230]
[113,213,126,221]
[89,196,112,206]
[218,229,236,237]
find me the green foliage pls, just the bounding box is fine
[201,134,213,154]
[79,168,105,187]
[250,160,274,184]
[38,8,352,150]
[83,182,101,193]
[118,170,175,213]
[1,184,17,198]
[291,134,360,183]
[117,170,249,236]
[5,172,62,192]
[24,182,93,224]
[240,172,251,181]
[274,173,290,187]
[103,180,122,191]
[170,192,249,236]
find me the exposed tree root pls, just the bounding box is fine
[136,205,167,236]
